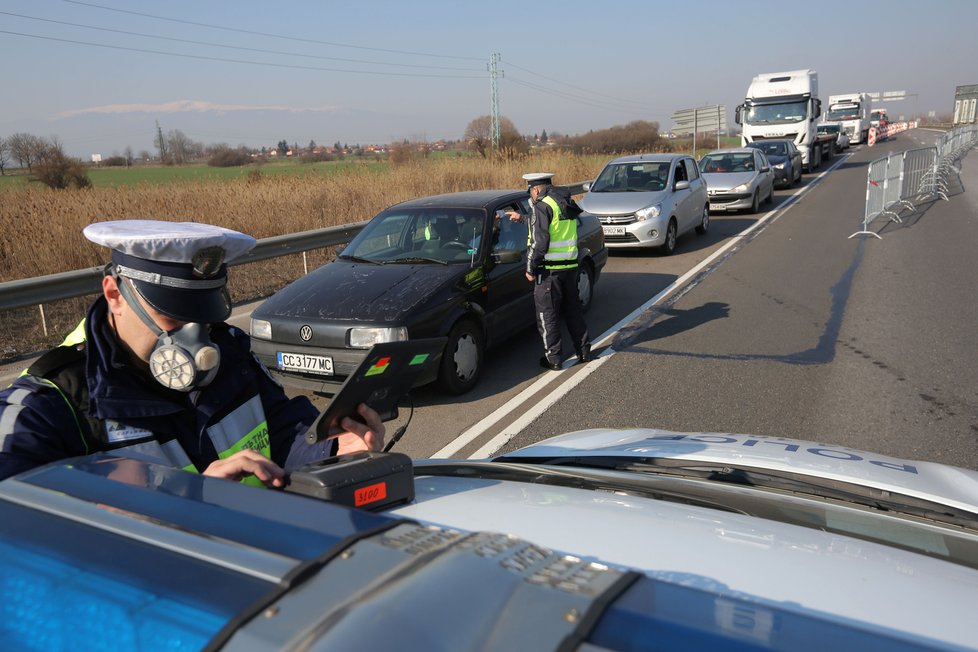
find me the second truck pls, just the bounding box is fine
[826,93,873,145]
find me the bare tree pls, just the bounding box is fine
[0,136,9,175]
[165,129,197,165]
[8,132,46,171]
[124,146,134,167]
[463,115,526,158]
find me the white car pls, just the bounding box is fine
[1,427,976,650]
[579,153,710,255]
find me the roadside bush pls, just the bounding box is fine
[208,147,252,167]
[561,120,665,155]
[32,146,91,189]
[102,156,128,167]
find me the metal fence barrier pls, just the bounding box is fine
[850,125,977,239]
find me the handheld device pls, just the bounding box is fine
[304,337,447,444]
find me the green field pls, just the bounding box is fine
[0,157,395,190]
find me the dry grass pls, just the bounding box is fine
[0,151,608,360]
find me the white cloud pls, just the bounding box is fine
[57,100,339,119]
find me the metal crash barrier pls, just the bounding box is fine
[850,125,977,239]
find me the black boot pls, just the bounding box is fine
[539,356,561,371]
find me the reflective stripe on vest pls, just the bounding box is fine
[540,195,578,269]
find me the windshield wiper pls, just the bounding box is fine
[383,256,448,265]
[337,254,381,265]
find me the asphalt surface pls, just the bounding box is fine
[510,131,978,468]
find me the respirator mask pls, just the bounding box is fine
[113,269,221,391]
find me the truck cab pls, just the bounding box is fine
[827,92,871,145]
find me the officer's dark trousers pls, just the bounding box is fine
[534,268,590,365]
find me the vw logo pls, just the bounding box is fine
[299,325,313,342]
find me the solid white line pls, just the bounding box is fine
[434,161,845,459]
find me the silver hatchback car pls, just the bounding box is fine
[579,153,709,254]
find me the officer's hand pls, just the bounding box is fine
[526,272,535,282]
[505,210,522,222]
[203,449,286,488]
[335,403,386,454]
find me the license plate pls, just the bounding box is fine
[603,225,626,236]
[277,351,334,376]
[709,203,725,211]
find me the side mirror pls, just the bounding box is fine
[674,180,690,191]
[492,250,522,264]
[735,105,744,125]
[582,181,592,192]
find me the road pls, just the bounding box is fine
[389,129,978,468]
[4,130,975,469]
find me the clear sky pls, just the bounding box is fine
[2,0,976,159]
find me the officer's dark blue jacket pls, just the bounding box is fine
[0,298,330,481]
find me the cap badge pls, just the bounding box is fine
[192,246,226,278]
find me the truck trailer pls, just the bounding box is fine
[826,92,872,145]
[736,69,828,172]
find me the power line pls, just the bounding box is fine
[63,0,484,62]
[1,11,484,73]
[502,58,665,112]
[0,30,485,79]
[505,76,657,116]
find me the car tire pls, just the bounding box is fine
[793,163,801,186]
[750,190,760,214]
[659,220,678,255]
[765,185,774,204]
[438,318,483,395]
[695,205,709,235]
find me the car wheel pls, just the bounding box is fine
[750,190,760,213]
[659,220,677,255]
[793,163,801,186]
[765,184,774,204]
[438,318,483,395]
[695,205,709,235]
[577,262,595,313]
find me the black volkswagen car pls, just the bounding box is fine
[250,189,608,395]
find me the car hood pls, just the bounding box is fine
[255,260,466,322]
[578,190,666,216]
[700,171,757,192]
[498,427,978,512]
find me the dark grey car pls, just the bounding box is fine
[250,190,608,395]
[745,139,803,188]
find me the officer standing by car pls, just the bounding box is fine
[0,220,385,483]
[521,173,591,370]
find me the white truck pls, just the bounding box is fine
[826,93,872,145]
[736,69,827,172]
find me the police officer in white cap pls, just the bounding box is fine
[0,220,385,484]
[522,173,591,370]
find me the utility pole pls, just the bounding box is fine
[489,53,502,150]
[155,120,167,162]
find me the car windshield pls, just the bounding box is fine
[750,142,787,156]
[590,162,671,193]
[341,207,487,263]
[700,153,754,173]
[744,99,808,125]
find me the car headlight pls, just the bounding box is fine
[251,318,272,340]
[349,326,408,348]
[635,204,661,221]
[773,162,785,170]
[732,182,751,193]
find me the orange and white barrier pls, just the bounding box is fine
[868,122,912,146]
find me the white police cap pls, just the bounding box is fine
[522,172,555,188]
[83,220,257,323]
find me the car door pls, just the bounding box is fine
[755,151,773,199]
[678,157,703,232]
[484,198,534,344]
